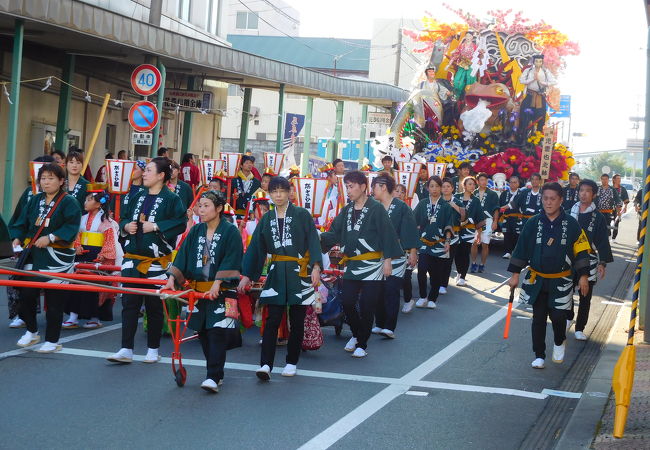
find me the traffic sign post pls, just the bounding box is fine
[128,100,159,133]
[131,64,162,97]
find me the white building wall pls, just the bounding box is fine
[226,0,299,36]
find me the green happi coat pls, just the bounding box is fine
[67,176,89,208]
[454,193,484,243]
[442,195,464,245]
[243,202,322,305]
[321,196,403,281]
[474,188,500,229]
[385,198,420,277]
[168,221,243,330]
[508,211,591,309]
[9,186,35,228]
[171,180,194,209]
[499,188,523,234]
[413,196,454,257]
[120,186,187,279]
[9,192,82,279]
[567,205,613,282]
[510,188,542,228]
[415,179,428,201]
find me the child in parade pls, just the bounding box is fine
[453,177,484,287]
[507,182,591,369]
[321,171,402,357]
[413,176,454,309]
[439,178,465,294]
[470,172,499,273]
[370,174,418,337]
[566,179,613,341]
[233,155,261,218]
[163,191,243,393]
[239,177,322,379]
[107,157,187,364]
[9,163,82,353]
[62,189,122,329]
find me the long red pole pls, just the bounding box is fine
[0,268,163,286]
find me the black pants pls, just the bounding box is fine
[566,282,595,332]
[121,283,163,350]
[198,328,229,382]
[441,244,457,288]
[402,268,413,303]
[417,254,446,301]
[19,287,66,343]
[532,291,567,359]
[612,216,622,240]
[261,304,306,369]
[375,275,402,332]
[454,241,471,279]
[341,279,382,350]
[503,232,519,254]
[602,213,613,237]
[518,94,546,142]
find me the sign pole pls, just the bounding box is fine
[82,93,111,175]
[150,58,166,158]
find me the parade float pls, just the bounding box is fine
[372,6,579,185]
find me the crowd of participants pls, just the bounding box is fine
[5,148,636,392]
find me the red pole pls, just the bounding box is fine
[0,268,164,286]
[114,194,121,222]
[503,288,515,339]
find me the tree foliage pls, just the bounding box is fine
[580,153,630,180]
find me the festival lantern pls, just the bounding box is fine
[263,152,285,176]
[29,161,45,194]
[426,162,447,178]
[220,152,243,206]
[366,172,379,194]
[292,177,328,217]
[395,171,418,199]
[398,161,424,173]
[105,159,136,222]
[336,174,348,208]
[199,158,225,186]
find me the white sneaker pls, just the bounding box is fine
[575,331,587,341]
[281,364,297,377]
[380,329,395,339]
[256,364,271,381]
[16,331,40,348]
[531,358,545,369]
[9,317,25,328]
[427,301,437,309]
[566,319,573,333]
[344,337,358,352]
[502,253,511,259]
[415,298,428,308]
[456,277,467,286]
[402,299,415,313]
[200,378,219,393]
[143,348,161,363]
[106,348,133,363]
[36,341,62,353]
[439,287,447,295]
[552,342,566,363]
[352,347,367,358]
[371,327,382,334]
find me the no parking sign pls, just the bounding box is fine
[129,100,159,132]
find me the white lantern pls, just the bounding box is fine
[199,159,225,185]
[29,161,45,194]
[221,152,243,178]
[395,171,418,199]
[106,159,136,194]
[292,177,328,217]
[398,161,424,173]
[263,152,285,175]
[426,162,447,178]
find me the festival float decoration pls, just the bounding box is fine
[373,6,578,183]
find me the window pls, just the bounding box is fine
[227,84,242,96]
[104,124,116,152]
[206,0,220,35]
[256,133,266,141]
[178,0,191,21]
[236,11,258,30]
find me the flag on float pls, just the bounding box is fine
[282,113,305,169]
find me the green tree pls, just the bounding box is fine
[583,153,630,180]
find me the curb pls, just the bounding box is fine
[555,287,632,449]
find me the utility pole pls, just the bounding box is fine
[393,19,403,87]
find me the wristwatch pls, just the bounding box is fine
[48,233,56,243]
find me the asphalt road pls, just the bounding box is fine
[0,215,638,449]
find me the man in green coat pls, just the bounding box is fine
[470,172,499,273]
[239,177,322,380]
[321,171,403,358]
[508,182,591,369]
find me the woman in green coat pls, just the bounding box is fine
[169,160,195,209]
[107,157,187,364]
[65,150,89,209]
[164,191,243,393]
[239,176,322,380]
[453,177,485,286]
[9,163,82,353]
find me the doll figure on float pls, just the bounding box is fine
[518,54,556,143]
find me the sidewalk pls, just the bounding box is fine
[592,332,650,448]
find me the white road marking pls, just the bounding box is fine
[56,347,547,400]
[405,391,428,397]
[0,322,124,360]
[541,389,582,399]
[299,297,525,450]
[601,301,625,306]
[516,316,532,320]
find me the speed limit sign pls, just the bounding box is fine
[131,64,162,96]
